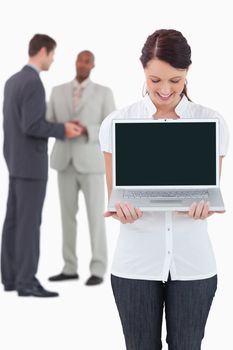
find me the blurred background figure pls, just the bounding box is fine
[47,50,115,286]
[1,34,80,298]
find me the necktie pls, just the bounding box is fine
[73,85,84,111]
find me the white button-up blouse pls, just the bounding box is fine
[99,94,229,281]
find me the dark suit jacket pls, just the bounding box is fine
[3,65,65,180]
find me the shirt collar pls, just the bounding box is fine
[27,63,41,74]
[73,77,91,89]
[143,93,189,118]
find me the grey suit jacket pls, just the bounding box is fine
[3,66,65,180]
[46,80,115,173]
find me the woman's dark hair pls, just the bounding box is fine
[140,29,192,100]
[28,34,56,57]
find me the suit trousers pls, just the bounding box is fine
[1,176,47,289]
[111,274,217,350]
[57,163,107,277]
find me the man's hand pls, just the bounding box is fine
[64,122,86,138]
[72,120,87,136]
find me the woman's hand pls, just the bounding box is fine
[176,200,225,219]
[104,202,143,224]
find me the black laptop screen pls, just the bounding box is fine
[115,122,217,186]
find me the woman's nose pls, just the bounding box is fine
[159,84,171,95]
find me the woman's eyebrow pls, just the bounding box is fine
[149,75,183,79]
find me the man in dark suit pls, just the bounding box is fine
[1,34,80,297]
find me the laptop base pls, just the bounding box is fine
[108,188,225,212]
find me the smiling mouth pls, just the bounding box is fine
[157,92,173,100]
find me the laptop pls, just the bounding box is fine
[108,118,225,211]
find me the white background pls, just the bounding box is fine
[0,1,232,349]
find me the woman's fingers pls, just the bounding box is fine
[135,207,143,218]
[193,200,205,219]
[115,203,128,223]
[188,202,197,217]
[110,202,142,224]
[200,202,210,219]
[125,203,141,220]
[176,201,219,220]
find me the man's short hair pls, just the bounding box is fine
[28,34,56,57]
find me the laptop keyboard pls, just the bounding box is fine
[123,190,209,200]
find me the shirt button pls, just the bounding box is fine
[168,251,171,254]
[167,228,170,231]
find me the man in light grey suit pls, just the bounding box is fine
[47,51,115,285]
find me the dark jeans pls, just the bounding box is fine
[111,274,217,350]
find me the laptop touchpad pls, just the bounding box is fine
[150,200,182,204]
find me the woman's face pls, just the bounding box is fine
[144,58,188,108]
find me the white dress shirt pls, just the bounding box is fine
[99,94,229,281]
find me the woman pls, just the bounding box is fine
[99,29,229,349]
